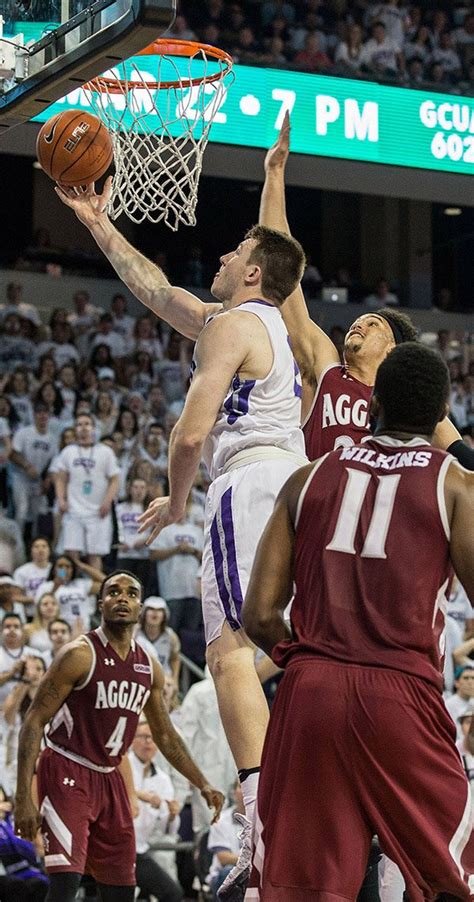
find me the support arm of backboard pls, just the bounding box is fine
[0,0,175,131]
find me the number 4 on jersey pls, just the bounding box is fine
[105,716,128,756]
[326,468,401,559]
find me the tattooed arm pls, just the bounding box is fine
[144,659,224,823]
[55,180,221,341]
[15,640,92,840]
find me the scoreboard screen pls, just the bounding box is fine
[32,55,474,177]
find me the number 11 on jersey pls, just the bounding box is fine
[326,468,401,559]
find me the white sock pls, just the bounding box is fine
[240,770,260,825]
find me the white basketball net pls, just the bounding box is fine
[86,42,234,230]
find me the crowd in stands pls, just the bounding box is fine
[168,0,474,91]
[6,0,474,91]
[0,275,472,898]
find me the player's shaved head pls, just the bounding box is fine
[373,342,449,436]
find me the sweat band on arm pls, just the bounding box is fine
[448,440,474,471]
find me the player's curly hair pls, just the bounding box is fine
[374,342,449,435]
[245,224,306,306]
[375,308,418,344]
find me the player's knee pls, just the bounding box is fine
[206,642,254,681]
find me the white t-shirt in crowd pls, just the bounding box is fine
[154,360,185,403]
[0,643,40,705]
[207,806,241,882]
[445,693,474,741]
[128,750,179,854]
[429,47,462,72]
[36,577,94,629]
[150,521,204,599]
[56,442,120,516]
[116,501,148,559]
[36,341,80,369]
[0,418,10,461]
[112,313,136,347]
[448,583,474,643]
[12,426,58,475]
[13,561,50,600]
[67,304,104,331]
[59,386,77,421]
[360,37,400,70]
[0,302,41,326]
[9,395,33,427]
[28,628,53,654]
[457,739,474,783]
[91,332,127,357]
[369,4,408,46]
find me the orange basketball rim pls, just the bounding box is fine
[83,38,235,230]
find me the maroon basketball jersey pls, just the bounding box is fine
[274,438,454,689]
[47,627,153,770]
[303,364,373,460]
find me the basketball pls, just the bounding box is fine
[36,109,113,187]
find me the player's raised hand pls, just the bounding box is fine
[14,798,42,841]
[264,110,290,172]
[201,785,225,824]
[138,496,183,544]
[54,176,113,228]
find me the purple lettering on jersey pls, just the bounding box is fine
[224,376,256,426]
[287,335,302,399]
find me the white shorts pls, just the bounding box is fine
[62,512,113,556]
[202,457,303,646]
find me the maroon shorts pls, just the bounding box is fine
[36,747,135,885]
[246,658,474,902]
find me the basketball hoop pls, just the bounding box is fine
[84,39,234,229]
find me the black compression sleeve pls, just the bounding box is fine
[448,440,474,471]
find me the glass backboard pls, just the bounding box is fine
[0,0,175,130]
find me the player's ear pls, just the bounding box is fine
[245,263,261,286]
[440,401,450,423]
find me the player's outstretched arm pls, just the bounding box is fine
[145,659,225,823]
[243,464,312,657]
[55,180,221,341]
[260,114,339,398]
[446,464,474,602]
[14,641,92,841]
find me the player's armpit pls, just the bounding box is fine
[155,285,221,341]
[446,464,474,603]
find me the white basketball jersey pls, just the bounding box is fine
[199,300,306,480]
